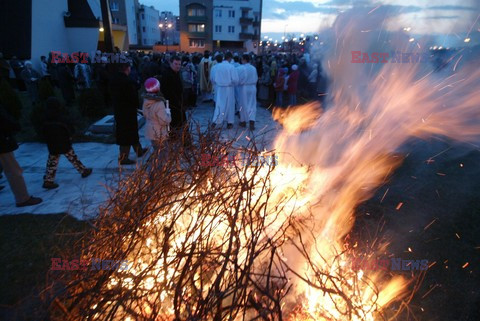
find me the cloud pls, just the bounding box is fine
[261,0,480,46]
[262,11,337,34]
[427,5,477,10]
[273,0,331,5]
[424,15,460,19]
[266,1,338,18]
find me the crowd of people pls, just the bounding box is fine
[0,49,326,207]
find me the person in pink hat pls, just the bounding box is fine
[142,77,171,150]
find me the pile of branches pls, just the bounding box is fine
[46,129,294,321]
[44,128,408,321]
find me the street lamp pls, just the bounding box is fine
[159,23,173,52]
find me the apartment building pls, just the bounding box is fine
[179,0,262,53]
[212,0,261,52]
[179,0,214,53]
[98,0,138,49]
[138,4,160,46]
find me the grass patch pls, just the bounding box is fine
[0,214,90,312]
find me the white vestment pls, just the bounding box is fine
[233,61,241,113]
[210,63,219,103]
[237,63,258,122]
[210,61,239,125]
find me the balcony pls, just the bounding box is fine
[186,15,207,22]
[188,31,206,38]
[239,32,254,40]
[239,17,253,24]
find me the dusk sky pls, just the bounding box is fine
[142,0,480,46]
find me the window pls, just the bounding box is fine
[215,9,222,17]
[228,26,235,33]
[228,10,235,18]
[110,1,119,11]
[242,10,248,18]
[112,17,119,24]
[141,13,145,20]
[188,24,205,32]
[189,39,205,48]
[188,8,205,16]
[144,38,147,44]
[142,26,146,32]
[215,25,222,33]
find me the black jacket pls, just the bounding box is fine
[160,67,185,129]
[0,105,20,154]
[109,71,140,146]
[43,121,73,155]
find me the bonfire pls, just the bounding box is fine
[47,8,480,321]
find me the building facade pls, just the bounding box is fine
[124,0,139,46]
[212,0,261,52]
[179,0,261,53]
[0,0,99,69]
[138,4,160,46]
[179,0,213,53]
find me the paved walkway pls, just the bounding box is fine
[0,103,280,219]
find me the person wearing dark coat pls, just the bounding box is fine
[57,64,75,106]
[0,103,42,207]
[93,59,111,108]
[42,97,92,189]
[9,56,26,91]
[109,63,147,165]
[140,56,161,83]
[20,61,41,104]
[287,65,300,106]
[160,55,190,144]
[0,52,11,81]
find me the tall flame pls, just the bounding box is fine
[269,7,480,319]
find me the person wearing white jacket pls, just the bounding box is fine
[142,78,171,150]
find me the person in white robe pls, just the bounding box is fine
[232,54,242,115]
[209,54,223,104]
[237,54,258,130]
[210,52,239,128]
